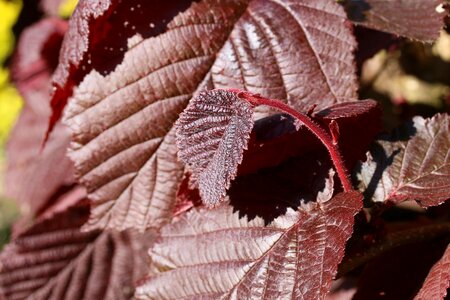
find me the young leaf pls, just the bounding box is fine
[135,191,362,300]
[62,0,358,231]
[342,0,445,42]
[356,114,450,207]
[414,244,450,300]
[0,203,154,300]
[5,18,73,216]
[176,89,253,207]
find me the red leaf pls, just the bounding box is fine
[315,100,382,169]
[48,0,200,138]
[228,100,379,223]
[135,192,362,299]
[172,174,201,217]
[61,0,358,231]
[240,100,380,176]
[356,114,450,207]
[351,238,449,300]
[176,90,253,207]
[343,0,445,42]
[414,244,450,300]
[5,18,74,217]
[0,203,154,300]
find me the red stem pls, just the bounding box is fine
[237,91,353,192]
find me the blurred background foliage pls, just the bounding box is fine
[0,0,22,147]
[0,0,23,249]
[360,31,450,130]
[59,0,78,18]
[0,0,78,249]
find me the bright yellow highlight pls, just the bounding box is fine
[0,0,22,65]
[59,0,79,18]
[0,0,22,146]
[0,69,22,145]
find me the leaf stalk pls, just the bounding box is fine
[236,90,353,192]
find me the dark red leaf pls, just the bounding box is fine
[315,100,382,168]
[176,89,253,207]
[230,154,336,223]
[414,244,450,300]
[136,191,362,299]
[5,18,73,217]
[352,238,449,300]
[172,174,201,217]
[228,100,380,223]
[356,114,450,207]
[343,0,445,42]
[353,27,399,68]
[0,203,154,300]
[61,0,358,231]
[240,100,381,177]
[48,0,198,138]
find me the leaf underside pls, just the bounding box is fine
[62,0,358,231]
[356,114,450,207]
[136,191,362,300]
[176,89,253,207]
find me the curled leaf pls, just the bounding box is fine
[176,89,253,207]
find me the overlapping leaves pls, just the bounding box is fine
[0,203,153,300]
[61,0,358,231]
[136,192,362,299]
[2,0,448,299]
[5,18,74,217]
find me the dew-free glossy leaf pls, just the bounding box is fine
[414,244,450,300]
[343,0,445,42]
[356,114,450,207]
[136,191,362,299]
[62,0,358,231]
[0,203,153,300]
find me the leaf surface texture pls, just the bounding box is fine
[356,114,450,206]
[136,192,362,299]
[63,0,358,230]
